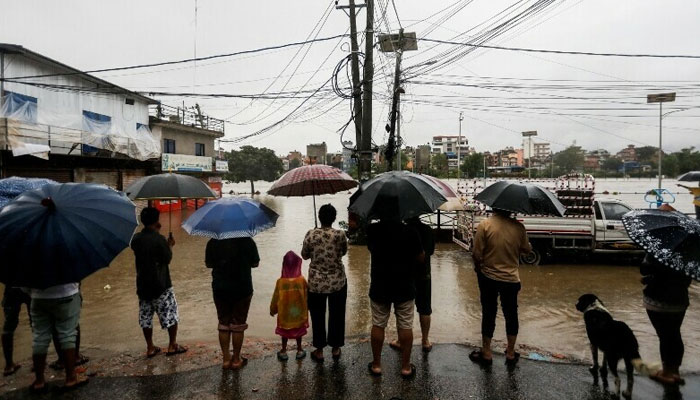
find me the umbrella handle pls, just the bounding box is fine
[313,188,318,228]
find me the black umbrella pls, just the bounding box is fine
[124,173,217,237]
[475,181,566,217]
[678,171,700,182]
[348,171,446,221]
[622,209,700,281]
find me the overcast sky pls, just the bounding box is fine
[2,0,700,155]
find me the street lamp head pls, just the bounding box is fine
[522,131,537,137]
[647,92,676,103]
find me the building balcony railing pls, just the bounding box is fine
[150,104,225,134]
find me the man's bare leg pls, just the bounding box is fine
[167,324,178,353]
[31,353,47,390]
[398,328,413,375]
[142,328,158,356]
[370,325,384,374]
[506,335,517,359]
[218,330,232,369]
[2,334,20,375]
[231,332,244,368]
[420,315,431,349]
[481,336,493,360]
[63,348,87,387]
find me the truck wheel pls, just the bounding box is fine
[520,248,541,266]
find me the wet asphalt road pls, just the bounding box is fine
[2,343,697,400]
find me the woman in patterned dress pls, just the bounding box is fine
[301,204,348,361]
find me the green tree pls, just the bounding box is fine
[460,152,484,178]
[554,145,584,174]
[636,146,658,163]
[224,146,283,195]
[663,153,679,177]
[603,157,622,172]
[431,153,448,177]
[289,158,301,170]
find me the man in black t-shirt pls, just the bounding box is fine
[366,219,424,378]
[130,207,187,358]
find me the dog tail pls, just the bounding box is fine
[632,358,660,376]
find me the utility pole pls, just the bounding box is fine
[457,111,463,181]
[343,0,364,155]
[647,92,676,191]
[359,0,374,181]
[522,131,537,179]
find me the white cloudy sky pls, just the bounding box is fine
[2,0,700,155]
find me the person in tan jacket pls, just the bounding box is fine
[469,208,532,366]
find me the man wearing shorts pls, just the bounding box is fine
[130,207,187,357]
[29,283,87,392]
[390,217,435,353]
[366,218,424,378]
[2,287,31,376]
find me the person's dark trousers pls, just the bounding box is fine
[477,272,521,338]
[695,205,700,219]
[647,310,686,367]
[308,285,347,349]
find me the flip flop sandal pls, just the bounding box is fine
[311,351,324,363]
[76,355,90,366]
[389,341,402,351]
[367,362,382,377]
[332,348,342,360]
[166,345,188,356]
[3,364,21,377]
[231,357,248,370]
[295,350,307,360]
[147,347,162,358]
[401,364,417,379]
[277,352,289,362]
[469,350,493,366]
[505,352,521,366]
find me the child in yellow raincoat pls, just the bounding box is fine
[270,251,309,361]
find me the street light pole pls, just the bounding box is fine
[457,111,463,182]
[647,92,676,190]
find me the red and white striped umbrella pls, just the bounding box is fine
[268,165,358,227]
[268,165,358,196]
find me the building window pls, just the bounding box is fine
[3,91,38,123]
[163,139,176,154]
[195,143,205,156]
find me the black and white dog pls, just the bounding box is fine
[575,294,658,399]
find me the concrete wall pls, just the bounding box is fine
[152,123,218,157]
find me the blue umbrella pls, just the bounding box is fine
[0,177,57,208]
[182,197,279,239]
[0,183,137,288]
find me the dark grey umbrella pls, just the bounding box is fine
[475,181,566,217]
[622,209,700,281]
[348,171,446,221]
[124,173,217,200]
[124,173,217,237]
[678,171,700,182]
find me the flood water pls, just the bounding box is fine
[4,178,699,371]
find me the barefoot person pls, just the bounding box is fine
[2,287,30,376]
[270,251,309,361]
[641,253,691,385]
[470,208,532,366]
[302,204,348,362]
[366,217,424,378]
[28,283,87,393]
[130,207,187,358]
[205,235,260,369]
[390,216,435,353]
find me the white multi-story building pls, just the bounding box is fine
[522,140,550,160]
[432,135,469,168]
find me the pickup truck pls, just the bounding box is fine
[453,197,643,265]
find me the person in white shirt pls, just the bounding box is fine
[28,283,87,393]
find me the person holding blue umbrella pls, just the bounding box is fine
[183,197,279,370]
[0,183,137,392]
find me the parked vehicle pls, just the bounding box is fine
[453,174,642,265]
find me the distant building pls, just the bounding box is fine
[307,142,327,165]
[288,150,303,162]
[496,147,523,167]
[415,145,431,173]
[584,154,601,170]
[341,141,355,172]
[432,135,469,169]
[616,145,637,162]
[281,158,290,171]
[326,152,343,169]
